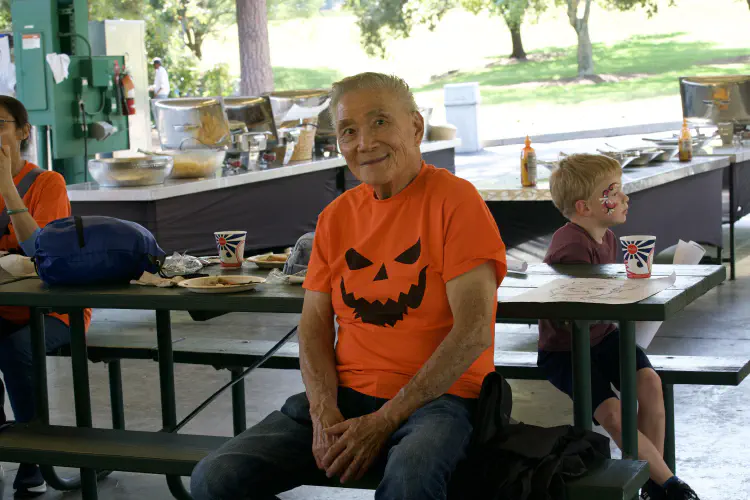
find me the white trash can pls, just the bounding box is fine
[444,82,481,153]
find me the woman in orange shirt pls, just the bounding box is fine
[0,96,87,496]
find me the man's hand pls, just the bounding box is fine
[321,412,397,483]
[311,405,345,470]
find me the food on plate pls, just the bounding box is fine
[202,277,244,287]
[253,253,288,263]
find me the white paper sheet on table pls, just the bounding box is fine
[635,240,706,348]
[507,272,676,305]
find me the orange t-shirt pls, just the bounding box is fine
[0,162,92,329]
[304,163,507,399]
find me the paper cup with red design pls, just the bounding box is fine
[620,235,656,279]
[215,231,247,268]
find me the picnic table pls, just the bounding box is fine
[0,263,726,499]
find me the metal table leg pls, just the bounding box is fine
[663,383,676,474]
[30,309,110,492]
[729,163,736,281]
[108,361,125,430]
[69,309,99,499]
[29,309,49,425]
[619,321,638,460]
[230,368,247,436]
[155,310,193,500]
[571,321,592,431]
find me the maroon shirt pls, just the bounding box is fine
[538,223,618,351]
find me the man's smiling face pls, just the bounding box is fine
[335,87,423,188]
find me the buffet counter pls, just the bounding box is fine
[455,133,732,264]
[68,140,460,254]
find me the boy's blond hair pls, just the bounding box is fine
[549,154,622,218]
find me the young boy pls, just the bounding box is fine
[537,154,700,500]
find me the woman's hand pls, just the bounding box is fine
[0,145,14,192]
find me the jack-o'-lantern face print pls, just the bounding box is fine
[340,239,428,327]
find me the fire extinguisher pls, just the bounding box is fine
[120,67,136,116]
[114,61,136,116]
[122,73,136,115]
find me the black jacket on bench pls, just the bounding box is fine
[450,373,611,499]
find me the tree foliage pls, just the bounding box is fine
[461,0,546,30]
[345,0,452,58]
[155,0,235,60]
[267,0,326,20]
[599,0,674,16]
[460,0,547,59]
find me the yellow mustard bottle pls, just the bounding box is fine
[678,118,693,162]
[521,135,537,187]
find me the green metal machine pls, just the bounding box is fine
[11,0,130,184]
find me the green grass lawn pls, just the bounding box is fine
[270,31,750,105]
[417,33,750,105]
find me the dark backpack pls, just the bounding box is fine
[450,372,610,500]
[34,216,166,286]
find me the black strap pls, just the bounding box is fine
[0,166,46,236]
[74,216,85,248]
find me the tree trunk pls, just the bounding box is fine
[567,0,594,77]
[576,21,594,77]
[509,24,527,60]
[236,0,274,96]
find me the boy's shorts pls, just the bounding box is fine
[537,329,654,424]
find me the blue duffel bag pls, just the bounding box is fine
[34,216,166,286]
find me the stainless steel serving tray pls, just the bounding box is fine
[680,75,750,126]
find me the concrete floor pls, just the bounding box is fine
[2,222,750,499]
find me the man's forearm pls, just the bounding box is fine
[377,326,491,427]
[300,321,339,417]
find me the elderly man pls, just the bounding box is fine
[190,72,507,500]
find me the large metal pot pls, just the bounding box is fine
[680,75,750,126]
[266,90,331,127]
[152,97,232,150]
[88,156,174,187]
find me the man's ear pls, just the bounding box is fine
[412,111,424,145]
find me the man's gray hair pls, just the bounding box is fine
[329,72,419,124]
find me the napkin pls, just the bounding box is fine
[507,257,528,273]
[45,53,70,84]
[0,254,37,277]
[131,272,185,288]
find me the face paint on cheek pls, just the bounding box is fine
[599,183,618,216]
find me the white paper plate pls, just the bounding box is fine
[178,276,266,294]
[246,254,288,269]
[287,275,305,285]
